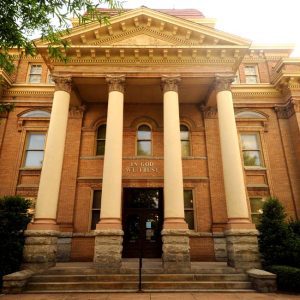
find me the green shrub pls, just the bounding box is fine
[258,197,291,266]
[268,265,300,292]
[289,219,300,237]
[0,196,32,286]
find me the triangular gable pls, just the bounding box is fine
[35,7,251,48]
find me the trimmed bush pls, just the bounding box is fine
[0,196,32,287]
[257,197,294,266]
[268,265,300,293]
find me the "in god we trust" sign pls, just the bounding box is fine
[125,161,158,173]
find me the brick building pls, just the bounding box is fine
[0,7,300,273]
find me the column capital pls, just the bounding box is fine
[161,75,181,93]
[53,75,72,93]
[215,75,235,93]
[275,98,300,119]
[106,75,125,93]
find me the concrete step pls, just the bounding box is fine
[26,281,138,291]
[26,280,252,292]
[30,274,138,282]
[141,281,253,290]
[143,273,249,282]
[30,273,248,283]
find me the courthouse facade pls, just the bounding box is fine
[0,7,300,272]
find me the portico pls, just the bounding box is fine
[20,6,262,273]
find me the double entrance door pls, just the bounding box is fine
[122,188,163,258]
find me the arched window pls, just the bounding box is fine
[180,124,190,157]
[96,125,106,155]
[137,124,152,156]
[21,110,51,118]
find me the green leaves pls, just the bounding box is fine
[0,0,122,73]
[0,196,33,283]
[258,197,300,268]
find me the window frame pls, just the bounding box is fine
[27,64,43,84]
[90,189,102,231]
[136,124,152,157]
[22,131,46,169]
[180,124,191,157]
[249,197,265,226]
[244,65,260,84]
[95,124,106,156]
[183,189,195,230]
[240,132,264,168]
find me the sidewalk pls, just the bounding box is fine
[1,293,300,300]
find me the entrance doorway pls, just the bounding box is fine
[122,188,163,258]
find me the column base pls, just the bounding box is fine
[22,229,59,272]
[162,229,191,273]
[225,228,261,271]
[94,229,123,273]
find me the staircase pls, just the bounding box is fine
[24,260,254,293]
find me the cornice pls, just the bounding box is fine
[4,84,55,98]
[231,84,281,98]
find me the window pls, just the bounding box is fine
[21,110,51,118]
[137,124,151,156]
[96,125,106,155]
[244,65,259,84]
[240,133,263,167]
[28,65,42,83]
[180,124,190,157]
[184,190,194,230]
[250,197,265,225]
[23,133,46,168]
[91,190,101,230]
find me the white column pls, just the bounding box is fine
[97,75,125,230]
[29,76,72,230]
[215,76,250,225]
[162,76,188,230]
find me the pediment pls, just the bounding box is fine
[106,33,173,46]
[35,7,251,49]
